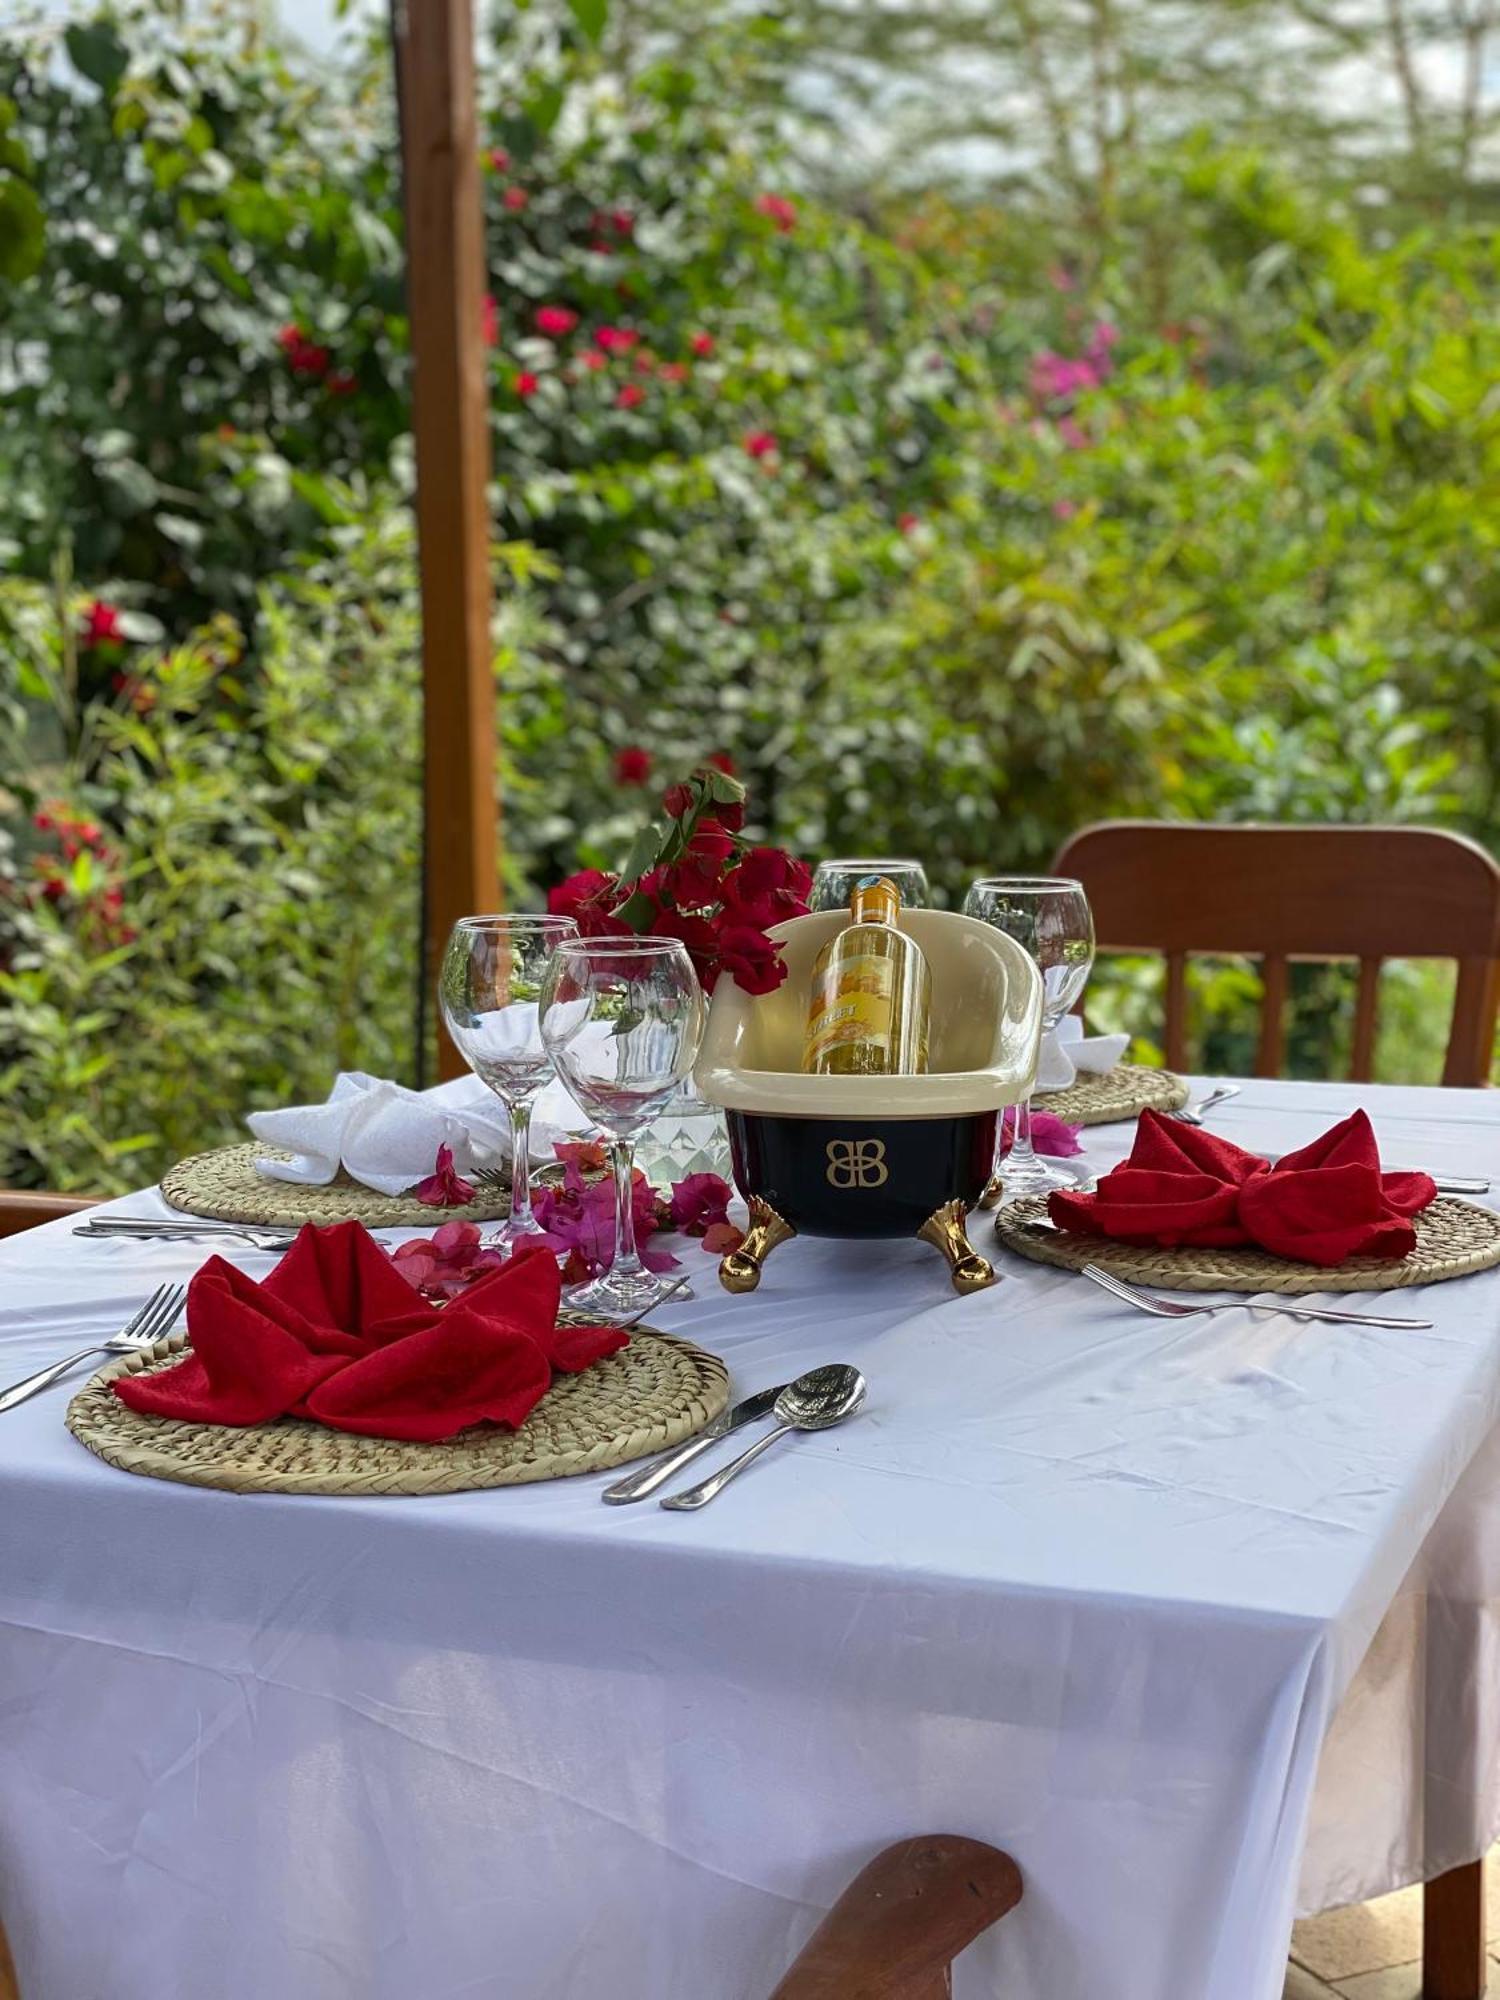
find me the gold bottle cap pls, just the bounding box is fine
[850,875,901,926]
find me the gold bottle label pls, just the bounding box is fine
[804,951,901,1071]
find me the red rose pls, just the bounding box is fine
[276,324,302,354]
[594,325,638,354]
[536,305,579,337]
[327,369,358,397]
[715,921,787,996]
[647,906,720,974]
[610,208,635,238]
[482,294,500,347]
[658,361,689,384]
[581,350,607,372]
[690,332,715,357]
[513,370,540,398]
[278,325,330,378]
[665,823,737,908]
[80,600,124,647]
[662,782,694,819]
[488,147,510,172]
[722,846,811,929]
[548,868,625,937]
[632,351,655,375]
[503,186,529,212]
[743,430,777,459]
[704,795,746,833]
[614,746,653,785]
[706,751,736,775]
[754,193,798,233]
[615,383,645,410]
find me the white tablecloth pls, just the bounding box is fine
[0,1078,1497,2000]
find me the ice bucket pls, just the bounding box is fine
[694,908,1043,1293]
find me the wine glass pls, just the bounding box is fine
[439,914,579,1249]
[962,876,1095,1198]
[539,936,706,1320]
[810,858,931,913]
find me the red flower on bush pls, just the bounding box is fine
[658,361,689,385]
[488,147,510,172]
[743,430,777,459]
[755,192,798,233]
[897,512,919,534]
[580,350,607,372]
[690,331,715,357]
[513,370,540,398]
[482,294,500,347]
[536,304,579,337]
[706,751,736,775]
[326,369,358,397]
[80,600,124,648]
[614,745,653,785]
[503,186,529,212]
[277,324,331,378]
[615,382,645,410]
[722,846,812,930]
[594,325,638,354]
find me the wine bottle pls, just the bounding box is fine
[802,876,932,1076]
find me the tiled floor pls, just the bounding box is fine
[1286,1853,1500,1998]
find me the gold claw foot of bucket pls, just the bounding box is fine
[918,1198,997,1295]
[977,1174,1004,1211]
[719,1196,797,1294]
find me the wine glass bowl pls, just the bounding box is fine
[962,876,1095,1198]
[540,936,706,1319]
[439,914,579,1247]
[810,858,931,913]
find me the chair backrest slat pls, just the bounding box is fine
[1052,822,1500,1089]
[1351,957,1381,1083]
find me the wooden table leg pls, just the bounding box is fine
[1424,1860,1487,2000]
[0,1910,20,2000]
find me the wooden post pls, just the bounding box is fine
[391,0,499,1081]
[1424,1861,1487,2000]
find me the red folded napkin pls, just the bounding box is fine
[113,1221,628,1442]
[1048,1108,1436,1267]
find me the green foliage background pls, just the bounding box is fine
[1,0,1496,1191]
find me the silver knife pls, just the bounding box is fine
[602,1382,785,1504]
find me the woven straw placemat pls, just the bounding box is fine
[65,1322,729,1495]
[1035,1063,1190,1127]
[160,1143,512,1228]
[993,1194,1500,1293]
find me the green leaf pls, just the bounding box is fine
[565,0,608,43]
[525,83,565,135]
[64,21,129,94]
[0,176,44,282]
[617,820,664,888]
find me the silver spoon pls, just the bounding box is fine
[659,1364,867,1511]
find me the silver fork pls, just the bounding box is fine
[73,1218,298,1251]
[1080,1262,1431,1330]
[0,1283,187,1414]
[1170,1083,1242,1125]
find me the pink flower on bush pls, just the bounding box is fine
[615,382,645,409]
[503,186,529,212]
[755,192,798,233]
[595,325,638,354]
[690,331,715,357]
[414,1144,477,1207]
[487,147,510,173]
[513,370,540,398]
[536,304,579,337]
[482,294,500,347]
[1057,416,1087,450]
[614,745,653,785]
[743,430,777,459]
[897,512,919,534]
[580,350,607,372]
[659,361,689,385]
[1052,499,1078,520]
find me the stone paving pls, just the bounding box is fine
[1286,1853,1500,1998]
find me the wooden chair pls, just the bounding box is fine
[0,1192,99,1239]
[1051,822,1500,1086]
[1055,819,1498,2000]
[770,1836,1022,1999]
[0,1916,16,2000]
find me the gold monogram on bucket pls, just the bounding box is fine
[825,1138,890,1188]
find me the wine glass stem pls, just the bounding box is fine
[508,1097,535,1230]
[609,1136,644,1279]
[1009,1092,1040,1174]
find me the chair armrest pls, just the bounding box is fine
[770,1836,1022,2000]
[0,1192,101,1238]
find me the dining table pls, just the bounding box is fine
[1,1074,1498,2000]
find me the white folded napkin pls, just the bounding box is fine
[1035,1014,1129,1093]
[248,1071,594,1196]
